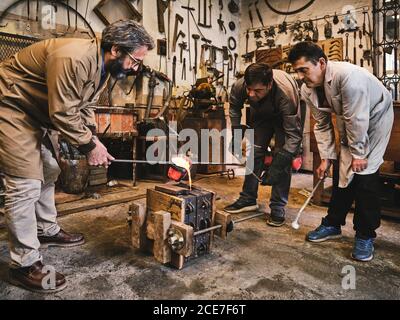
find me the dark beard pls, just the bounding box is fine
[106,58,132,80]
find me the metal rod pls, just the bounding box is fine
[232,212,264,224]
[112,159,246,166]
[194,225,222,236]
[193,212,265,236]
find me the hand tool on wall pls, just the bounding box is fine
[157,39,167,57]
[228,0,239,14]
[312,23,319,42]
[217,14,226,33]
[333,12,339,25]
[192,34,200,76]
[203,0,207,27]
[167,0,176,60]
[242,30,254,63]
[198,0,211,28]
[254,0,264,27]
[181,3,195,82]
[181,58,187,80]
[84,0,89,20]
[278,21,288,34]
[248,2,254,29]
[226,54,233,88]
[344,32,350,62]
[362,9,373,68]
[157,0,169,34]
[172,56,177,86]
[324,15,332,39]
[219,0,223,11]
[233,53,238,77]
[198,0,201,24]
[353,30,357,65]
[228,37,237,51]
[172,14,184,53]
[178,41,187,63]
[359,29,363,49]
[253,28,262,39]
[208,0,212,28]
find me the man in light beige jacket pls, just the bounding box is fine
[0,20,154,292]
[288,42,393,262]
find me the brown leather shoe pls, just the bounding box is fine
[38,229,85,248]
[9,261,67,293]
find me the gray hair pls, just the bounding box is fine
[101,20,155,52]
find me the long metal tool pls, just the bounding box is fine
[194,212,265,236]
[291,178,323,230]
[254,0,264,27]
[113,159,250,166]
[181,2,194,82]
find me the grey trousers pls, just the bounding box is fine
[4,140,61,267]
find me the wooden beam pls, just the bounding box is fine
[146,189,185,222]
[170,221,193,257]
[214,211,231,240]
[152,210,172,264]
[130,199,151,251]
[56,191,146,216]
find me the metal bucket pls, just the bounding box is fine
[59,158,90,194]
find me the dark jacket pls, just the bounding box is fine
[229,69,303,155]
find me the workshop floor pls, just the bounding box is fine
[0,172,399,300]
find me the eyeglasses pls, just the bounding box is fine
[124,50,143,68]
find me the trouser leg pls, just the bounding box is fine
[4,175,42,267]
[239,124,274,202]
[269,123,291,217]
[36,137,61,237]
[324,163,355,227]
[353,171,381,239]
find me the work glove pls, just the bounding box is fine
[262,149,293,186]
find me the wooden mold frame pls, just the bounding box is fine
[129,184,225,269]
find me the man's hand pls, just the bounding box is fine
[86,137,115,168]
[352,158,368,173]
[316,159,331,180]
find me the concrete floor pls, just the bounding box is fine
[0,172,399,300]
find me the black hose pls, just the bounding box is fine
[264,0,315,15]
